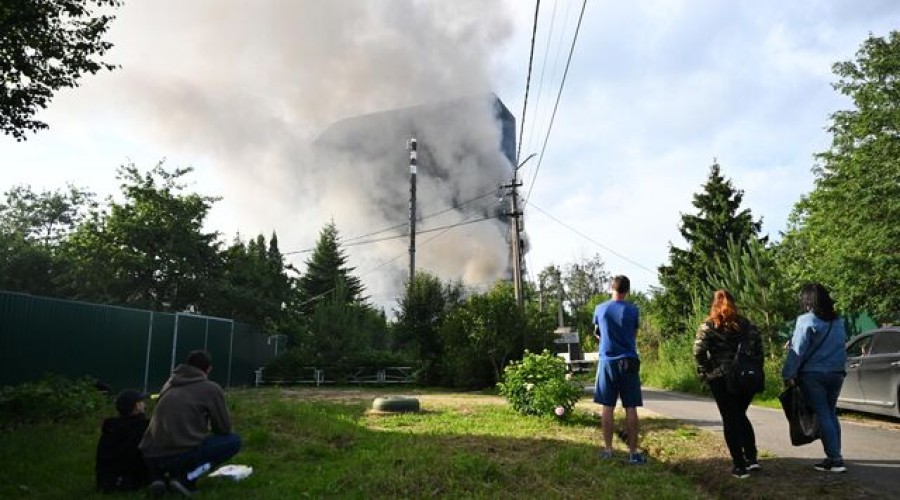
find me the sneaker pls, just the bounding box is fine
[168,478,195,497]
[747,460,761,471]
[149,480,167,497]
[599,449,614,459]
[732,466,750,479]
[628,452,647,465]
[814,459,846,473]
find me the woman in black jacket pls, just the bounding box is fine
[693,289,765,479]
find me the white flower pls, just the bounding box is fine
[525,383,534,391]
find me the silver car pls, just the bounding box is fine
[838,327,900,418]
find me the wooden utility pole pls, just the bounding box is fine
[506,153,535,309]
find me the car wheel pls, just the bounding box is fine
[372,396,420,413]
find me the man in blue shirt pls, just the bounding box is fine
[593,275,645,464]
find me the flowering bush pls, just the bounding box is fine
[497,350,583,417]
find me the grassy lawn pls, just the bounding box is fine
[0,387,868,499]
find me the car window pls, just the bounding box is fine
[846,336,871,357]
[870,331,900,355]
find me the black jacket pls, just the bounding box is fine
[95,413,149,492]
[693,316,764,383]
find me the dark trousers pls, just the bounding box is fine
[146,433,241,483]
[709,377,757,467]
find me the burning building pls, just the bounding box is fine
[313,93,521,293]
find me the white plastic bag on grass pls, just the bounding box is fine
[209,464,253,481]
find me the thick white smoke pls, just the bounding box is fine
[98,0,519,309]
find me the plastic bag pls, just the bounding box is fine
[208,464,254,481]
[778,385,819,446]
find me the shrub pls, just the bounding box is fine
[497,350,582,417]
[0,374,108,428]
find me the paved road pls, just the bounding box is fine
[638,387,900,497]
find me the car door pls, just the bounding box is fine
[858,329,900,413]
[841,334,872,405]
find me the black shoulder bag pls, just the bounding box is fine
[726,337,765,395]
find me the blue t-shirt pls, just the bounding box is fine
[593,299,640,361]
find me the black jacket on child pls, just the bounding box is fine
[95,413,150,492]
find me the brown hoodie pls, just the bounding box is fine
[139,364,232,458]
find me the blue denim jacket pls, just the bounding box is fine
[781,312,847,380]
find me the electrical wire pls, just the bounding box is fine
[283,187,501,255]
[284,216,496,255]
[524,0,587,206]
[515,0,541,165]
[526,200,656,275]
[291,214,498,309]
[524,0,560,158]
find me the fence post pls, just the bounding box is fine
[143,311,154,393]
[227,321,234,387]
[170,312,181,373]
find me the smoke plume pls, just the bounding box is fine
[101,0,518,309]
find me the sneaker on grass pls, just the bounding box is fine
[746,460,761,471]
[814,459,846,473]
[732,466,750,479]
[599,449,614,459]
[149,480,167,497]
[168,477,196,497]
[628,452,647,465]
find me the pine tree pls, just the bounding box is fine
[656,162,764,336]
[296,222,364,318]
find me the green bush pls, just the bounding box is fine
[0,374,108,428]
[497,350,583,417]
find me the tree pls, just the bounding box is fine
[656,162,764,336]
[0,184,94,295]
[393,272,464,384]
[295,222,364,318]
[443,282,527,385]
[1,0,121,140]
[0,184,95,245]
[59,162,221,310]
[561,254,610,314]
[779,32,900,324]
[204,233,292,327]
[707,237,793,356]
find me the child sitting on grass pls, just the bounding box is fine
[95,389,150,492]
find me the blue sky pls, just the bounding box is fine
[2,0,897,309]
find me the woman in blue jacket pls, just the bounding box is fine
[782,283,847,473]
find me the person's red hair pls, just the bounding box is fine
[705,289,739,330]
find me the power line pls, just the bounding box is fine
[525,0,560,158]
[283,188,500,255]
[293,214,497,309]
[524,0,587,206]
[526,200,657,275]
[284,216,496,255]
[515,0,541,165]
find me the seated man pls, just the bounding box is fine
[140,350,241,496]
[96,389,150,492]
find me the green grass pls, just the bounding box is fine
[0,387,868,499]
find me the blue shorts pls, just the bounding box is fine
[594,358,643,407]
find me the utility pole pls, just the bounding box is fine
[506,153,535,309]
[408,137,417,284]
[509,175,524,308]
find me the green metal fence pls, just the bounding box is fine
[0,291,276,393]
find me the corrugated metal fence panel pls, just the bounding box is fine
[146,312,176,392]
[0,292,40,387]
[231,323,276,386]
[0,292,275,392]
[0,292,150,390]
